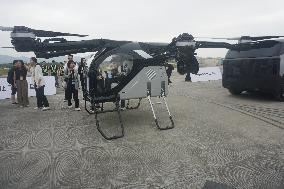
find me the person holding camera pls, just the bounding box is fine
[64,60,81,111]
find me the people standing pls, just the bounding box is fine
[78,58,86,92]
[47,64,52,76]
[165,63,174,84]
[7,60,18,104]
[65,60,81,111]
[51,61,59,87]
[30,57,50,111]
[42,61,48,76]
[57,63,64,88]
[14,60,29,107]
[63,55,75,102]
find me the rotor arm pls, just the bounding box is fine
[35,48,94,59]
[35,39,106,52]
[33,39,130,58]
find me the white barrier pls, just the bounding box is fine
[0,76,56,100]
[190,67,222,82]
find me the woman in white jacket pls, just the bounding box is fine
[30,57,50,111]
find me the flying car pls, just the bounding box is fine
[1,26,283,140]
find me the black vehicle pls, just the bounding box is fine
[223,39,284,101]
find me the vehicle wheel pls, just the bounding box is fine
[229,88,242,95]
[274,92,284,102]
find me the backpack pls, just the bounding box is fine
[7,68,14,84]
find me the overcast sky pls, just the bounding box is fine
[0,0,284,58]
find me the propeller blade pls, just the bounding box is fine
[196,36,240,40]
[0,26,14,31]
[248,36,284,41]
[30,29,88,37]
[12,26,88,37]
[196,36,284,41]
[1,47,14,49]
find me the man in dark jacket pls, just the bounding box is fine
[14,60,29,107]
[78,58,86,92]
[165,63,174,84]
[7,60,18,104]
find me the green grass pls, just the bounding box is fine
[0,68,8,76]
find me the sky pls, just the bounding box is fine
[0,0,284,58]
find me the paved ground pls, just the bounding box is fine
[0,72,283,189]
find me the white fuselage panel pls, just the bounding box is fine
[119,66,168,100]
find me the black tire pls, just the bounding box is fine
[274,92,284,102]
[229,88,243,95]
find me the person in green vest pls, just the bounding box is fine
[51,61,59,87]
[41,61,48,76]
[57,63,64,88]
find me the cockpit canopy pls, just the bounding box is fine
[98,53,134,79]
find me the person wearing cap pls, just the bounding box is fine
[30,57,50,111]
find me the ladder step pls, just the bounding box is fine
[147,95,174,130]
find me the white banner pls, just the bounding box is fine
[190,67,222,82]
[0,76,56,100]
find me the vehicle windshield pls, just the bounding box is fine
[99,53,133,79]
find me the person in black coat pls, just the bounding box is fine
[78,58,86,92]
[7,60,18,104]
[165,63,174,84]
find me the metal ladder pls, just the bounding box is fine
[147,89,174,130]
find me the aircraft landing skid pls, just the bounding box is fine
[95,101,125,140]
[84,96,173,140]
[84,98,142,140]
[93,100,125,140]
